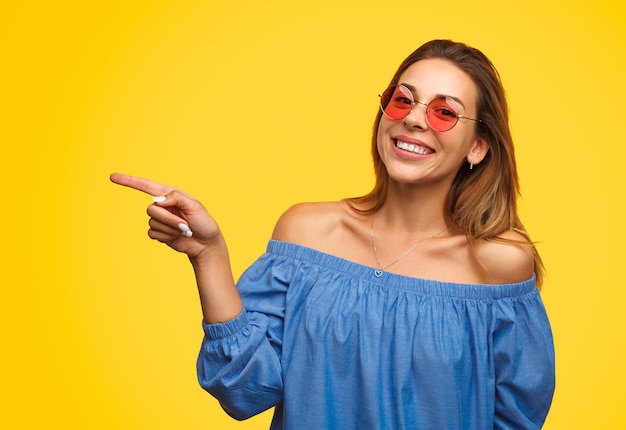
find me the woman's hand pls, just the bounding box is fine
[110,172,242,323]
[110,173,221,260]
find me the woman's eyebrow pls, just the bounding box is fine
[399,82,467,109]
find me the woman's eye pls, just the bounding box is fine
[433,106,457,118]
[393,97,413,106]
[440,108,456,117]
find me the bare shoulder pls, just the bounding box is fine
[272,201,358,248]
[473,229,535,284]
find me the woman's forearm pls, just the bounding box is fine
[189,235,243,324]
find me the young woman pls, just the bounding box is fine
[111,39,555,429]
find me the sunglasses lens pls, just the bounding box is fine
[426,96,459,132]
[380,85,413,120]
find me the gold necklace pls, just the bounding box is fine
[370,215,450,278]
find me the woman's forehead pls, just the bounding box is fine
[398,59,478,106]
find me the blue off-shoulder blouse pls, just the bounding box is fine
[197,240,555,429]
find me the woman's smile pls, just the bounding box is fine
[393,135,434,156]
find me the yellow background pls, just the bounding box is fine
[2,0,625,428]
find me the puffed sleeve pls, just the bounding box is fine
[196,252,292,420]
[493,290,556,429]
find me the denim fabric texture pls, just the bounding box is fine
[197,240,555,429]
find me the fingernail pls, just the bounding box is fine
[178,224,193,237]
[153,196,166,203]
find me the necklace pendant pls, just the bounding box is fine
[374,268,383,278]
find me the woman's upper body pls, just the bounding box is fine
[112,39,555,429]
[195,40,554,428]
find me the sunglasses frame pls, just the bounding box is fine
[379,84,481,132]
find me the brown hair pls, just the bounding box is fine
[346,39,545,286]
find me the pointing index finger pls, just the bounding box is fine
[109,173,175,197]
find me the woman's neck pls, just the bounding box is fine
[377,181,452,233]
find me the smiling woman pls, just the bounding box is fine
[111,39,554,429]
[6,0,626,429]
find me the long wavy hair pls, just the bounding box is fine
[346,39,545,287]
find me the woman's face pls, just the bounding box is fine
[376,58,488,188]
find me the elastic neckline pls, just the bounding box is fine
[266,239,537,301]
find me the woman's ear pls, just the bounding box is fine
[466,137,489,167]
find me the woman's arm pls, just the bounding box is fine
[492,288,555,429]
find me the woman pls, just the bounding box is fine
[111,39,555,429]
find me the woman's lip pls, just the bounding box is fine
[390,139,434,158]
[393,135,435,152]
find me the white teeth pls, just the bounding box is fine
[396,140,430,155]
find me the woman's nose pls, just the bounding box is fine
[402,101,429,130]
